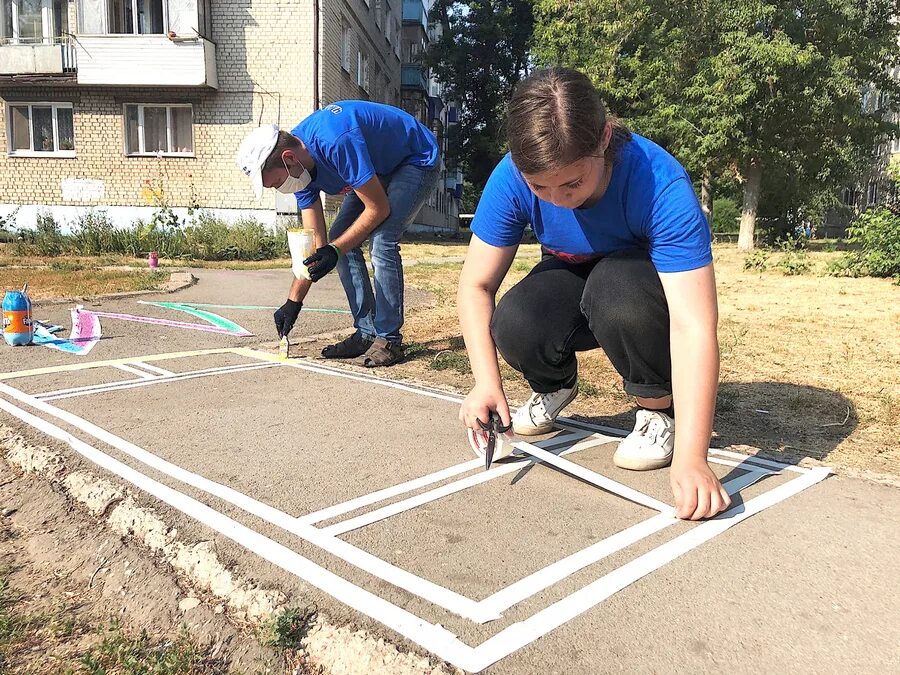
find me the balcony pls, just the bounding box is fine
[446,168,463,190]
[68,0,216,87]
[402,0,427,31]
[74,35,217,88]
[0,37,76,78]
[401,64,427,92]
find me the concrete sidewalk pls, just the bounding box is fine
[0,269,897,674]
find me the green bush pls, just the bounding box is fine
[184,213,286,260]
[833,207,900,279]
[712,197,741,233]
[70,209,120,255]
[775,249,810,276]
[826,255,862,278]
[34,211,65,256]
[9,210,287,262]
[743,249,770,272]
[0,207,18,233]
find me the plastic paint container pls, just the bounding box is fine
[287,228,316,280]
[3,289,34,346]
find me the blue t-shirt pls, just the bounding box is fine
[291,101,440,209]
[471,134,712,273]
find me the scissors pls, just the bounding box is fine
[477,412,512,471]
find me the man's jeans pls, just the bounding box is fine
[328,164,440,342]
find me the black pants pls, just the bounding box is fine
[491,249,672,399]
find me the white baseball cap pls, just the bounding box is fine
[236,123,280,199]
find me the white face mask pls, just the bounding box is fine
[275,157,312,194]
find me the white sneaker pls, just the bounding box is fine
[512,383,579,436]
[614,409,675,471]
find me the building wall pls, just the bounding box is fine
[0,0,402,227]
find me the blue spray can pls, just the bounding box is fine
[3,285,34,346]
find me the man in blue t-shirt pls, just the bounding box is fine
[460,67,729,521]
[236,101,440,366]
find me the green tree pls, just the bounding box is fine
[533,0,900,249]
[426,0,534,191]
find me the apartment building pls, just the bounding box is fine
[0,0,456,232]
[824,68,900,236]
[398,0,460,231]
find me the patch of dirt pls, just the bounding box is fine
[0,470,292,673]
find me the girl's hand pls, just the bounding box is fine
[670,457,731,520]
[460,382,511,431]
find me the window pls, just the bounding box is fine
[393,18,400,58]
[372,62,381,100]
[108,0,165,34]
[6,102,74,155]
[375,0,382,30]
[2,0,67,42]
[76,0,165,34]
[124,104,193,155]
[841,188,856,207]
[340,20,351,72]
[892,114,900,154]
[867,179,878,206]
[382,1,391,41]
[357,49,369,91]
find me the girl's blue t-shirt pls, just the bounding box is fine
[291,100,440,209]
[471,134,712,273]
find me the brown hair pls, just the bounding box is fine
[261,131,302,172]
[506,67,631,175]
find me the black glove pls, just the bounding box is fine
[304,244,340,282]
[274,299,302,337]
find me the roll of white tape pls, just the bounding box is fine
[467,427,516,462]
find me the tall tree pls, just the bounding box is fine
[426,0,534,190]
[533,0,900,249]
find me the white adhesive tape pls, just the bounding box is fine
[467,427,516,462]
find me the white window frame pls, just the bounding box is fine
[6,102,75,157]
[340,20,351,73]
[123,103,194,157]
[120,0,167,34]
[867,179,878,206]
[110,0,168,35]
[357,49,369,92]
[1,0,58,43]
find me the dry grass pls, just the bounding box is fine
[0,266,168,300]
[319,242,900,478]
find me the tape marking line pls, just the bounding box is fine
[0,349,832,672]
[36,363,278,401]
[132,362,176,377]
[0,395,483,671]
[112,363,155,379]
